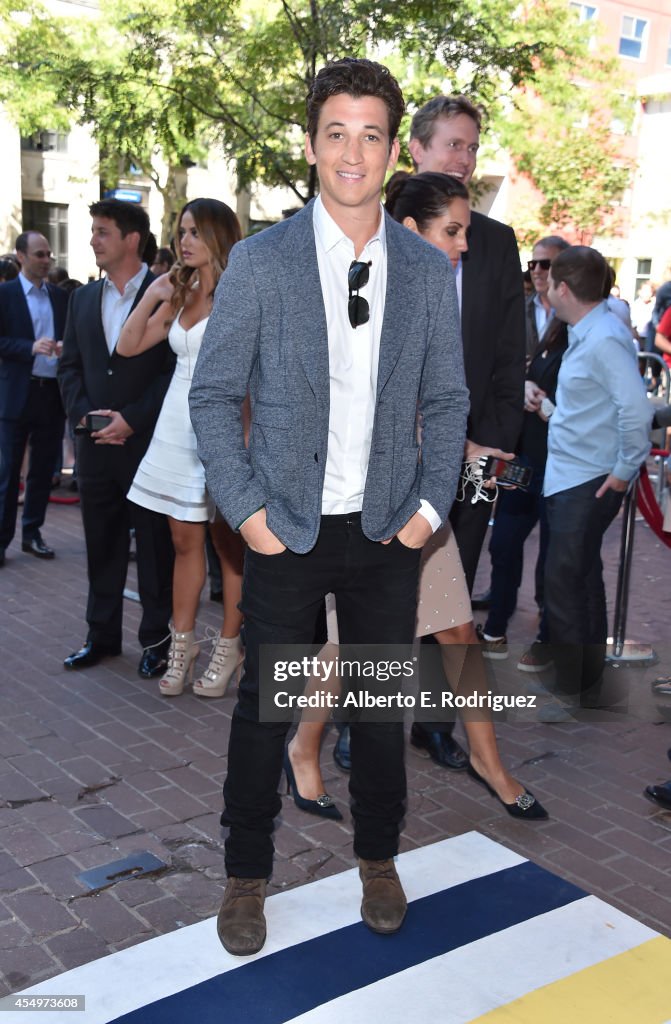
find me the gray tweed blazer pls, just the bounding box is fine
[189,200,469,554]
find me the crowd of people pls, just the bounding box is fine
[0,57,667,956]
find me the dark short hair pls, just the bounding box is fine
[534,235,569,253]
[550,246,609,303]
[15,230,46,254]
[409,95,482,149]
[385,171,468,230]
[0,257,19,282]
[153,246,174,268]
[306,58,405,147]
[142,231,158,266]
[89,199,151,256]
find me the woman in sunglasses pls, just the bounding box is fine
[285,173,547,822]
[117,198,246,698]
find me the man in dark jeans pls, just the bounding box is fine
[190,59,468,955]
[543,246,651,704]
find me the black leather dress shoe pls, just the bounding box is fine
[333,725,351,772]
[644,781,671,810]
[64,641,121,670]
[410,723,469,770]
[22,534,55,559]
[138,642,170,678]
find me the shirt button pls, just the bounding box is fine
[107,369,113,376]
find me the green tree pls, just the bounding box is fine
[0,0,635,237]
[495,12,635,240]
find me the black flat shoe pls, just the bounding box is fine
[283,749,343,821]
[410,723,468,771]
[644,782,671,810]
[333,724,351,772]
[138,642,170,678]
[467,764,548,820]
[64,641,121,670]
[22,534,55,559]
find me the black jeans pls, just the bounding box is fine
[484,469,549,641]
[545,476,623,695]
[222,513,421,879]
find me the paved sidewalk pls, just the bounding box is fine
[0,493,670,995]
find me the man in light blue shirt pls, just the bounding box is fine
[543,246,652,699]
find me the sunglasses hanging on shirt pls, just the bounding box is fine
[348,260,371,329]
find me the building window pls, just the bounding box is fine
[22,201,68,272]
[635,258,652,297]
[20,130,69,153]
[570,3,597,22]
[619,16,648,60]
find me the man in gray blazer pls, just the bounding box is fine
[190,58,469,955]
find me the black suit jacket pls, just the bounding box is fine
[460,211,525,452]
[58,270,175,442]
[0,277,68,419]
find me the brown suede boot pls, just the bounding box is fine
[217,877,267,955]
[359,858,407,934]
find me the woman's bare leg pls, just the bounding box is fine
[169,518,207,632]
[433,622,525,804]
[209,520,244,639]
[287,640,340,799]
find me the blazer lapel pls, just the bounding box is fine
[278,204,329,403]
[12,279,36,340]
[377,216,415,396]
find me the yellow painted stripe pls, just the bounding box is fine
[467,937,671,1024]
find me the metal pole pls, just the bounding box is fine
[607,474,657,664]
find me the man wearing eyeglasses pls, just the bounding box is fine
[406,96,526,770]
[191,57,468,955]
[0,231,68,567]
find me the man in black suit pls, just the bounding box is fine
[58,199,174,676]
[0,231,68,566]
[407,95,526,768]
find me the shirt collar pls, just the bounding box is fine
[568,300,607,346]
[103,263,147,297]
[19,271,48,297]
[313,194,386,255]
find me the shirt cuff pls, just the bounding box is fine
[418,500,441,534]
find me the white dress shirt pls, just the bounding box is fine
[101,264,147,354]
[20,272,57,378]
[313,197,439,530]
[314,197,385,515]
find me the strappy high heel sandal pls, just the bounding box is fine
[158,627,199,697]
[193,632,244,698]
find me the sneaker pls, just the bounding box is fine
[517,642,554,673]
[475,623,508,660]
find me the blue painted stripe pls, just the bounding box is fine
[111,862,585,1024]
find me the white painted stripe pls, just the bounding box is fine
[284,896,660,1024]
[17,834,525,1024]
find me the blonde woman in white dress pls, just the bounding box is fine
[117,199,246,698]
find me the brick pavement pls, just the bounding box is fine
[0,490,670,994]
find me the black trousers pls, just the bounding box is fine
[0,378,65,550]
[545,476,623,695]
[76,435,174,650]
[222,513,421,879]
